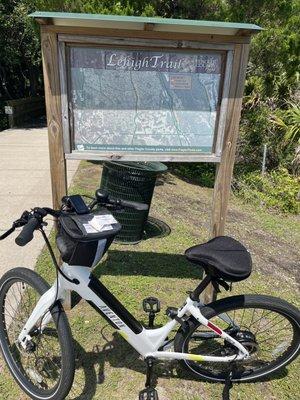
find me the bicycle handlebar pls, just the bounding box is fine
[1,190,149,246]
[0,226,16,241]
[15,217,40,247]
[109,198,149,211]
[94,189,149,212]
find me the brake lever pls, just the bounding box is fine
[0,217,26,240]
[14,218,28,228]
[0,208,50,241]
[88,199,98,210]
[112,206,125,213]
[33,207,48,217]
[106,203,125,213]
[20,210,31,221]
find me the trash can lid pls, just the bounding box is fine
[105,161,168,173]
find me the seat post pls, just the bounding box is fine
[190,274,212,301]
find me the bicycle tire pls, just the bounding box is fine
[174,294,300,382]
[0,268,75,400]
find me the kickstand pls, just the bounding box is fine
[139,357,159,400]
[222,363,235,400]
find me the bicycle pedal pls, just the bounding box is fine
[139,388,159,400]
[143,297,161,314]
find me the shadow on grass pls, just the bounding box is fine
[69,328,148,399]
[94,250,202,280]
[69,328,185,400]
[71,248,202,310]
[69,326,289,400]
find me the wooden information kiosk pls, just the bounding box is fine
[31,12,262,301]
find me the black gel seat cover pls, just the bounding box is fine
[185,236,252,282]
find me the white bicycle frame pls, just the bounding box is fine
[18,263,250,363]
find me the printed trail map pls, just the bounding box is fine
[70,47,222,154]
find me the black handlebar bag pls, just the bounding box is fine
[56,210,122,268]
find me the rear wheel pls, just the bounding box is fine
[174,295,300,382]
[0,268,75,400]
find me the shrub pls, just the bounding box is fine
[168,163,216,188]
[234,168,300,214]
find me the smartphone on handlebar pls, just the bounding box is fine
[62,195,90,214]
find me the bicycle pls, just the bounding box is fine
[0,189,299,400]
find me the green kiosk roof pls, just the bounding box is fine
[30,11,262,36]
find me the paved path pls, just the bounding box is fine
[0,127,79,277]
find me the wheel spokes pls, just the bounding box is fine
[2,280,62,391]
[187,306,296,376]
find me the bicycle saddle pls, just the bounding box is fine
[185,236,252,282]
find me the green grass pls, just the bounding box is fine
[0,161,299,400]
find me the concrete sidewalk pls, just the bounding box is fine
[0,127,79,277]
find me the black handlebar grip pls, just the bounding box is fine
[119,199,149,211]
[15,218,40,247]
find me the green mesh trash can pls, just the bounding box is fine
[100,161,167,243]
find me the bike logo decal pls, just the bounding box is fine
[99,305,126,328]
[207,321,222,336]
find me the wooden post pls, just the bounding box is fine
[41,28,71,309]
[202,43,250,304]
[41,27,67,210]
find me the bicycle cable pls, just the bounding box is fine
[39,228,79,285]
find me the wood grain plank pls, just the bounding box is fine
[214,50,233,156]
[202,43,250,304]
[211,43,250,236]
[58,41,71,154]
[46,25,251,44]
[41,27,71,309]
[66,151,220,163]
[58,34,234,51]
[41,27,67,210]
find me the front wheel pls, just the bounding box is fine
[0,268,75,400]
[174,295,300,382]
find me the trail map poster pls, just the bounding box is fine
[69,47,223,154]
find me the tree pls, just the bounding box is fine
[271,102,300,175]
[0,1,42,129]
[0,0,299,178]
